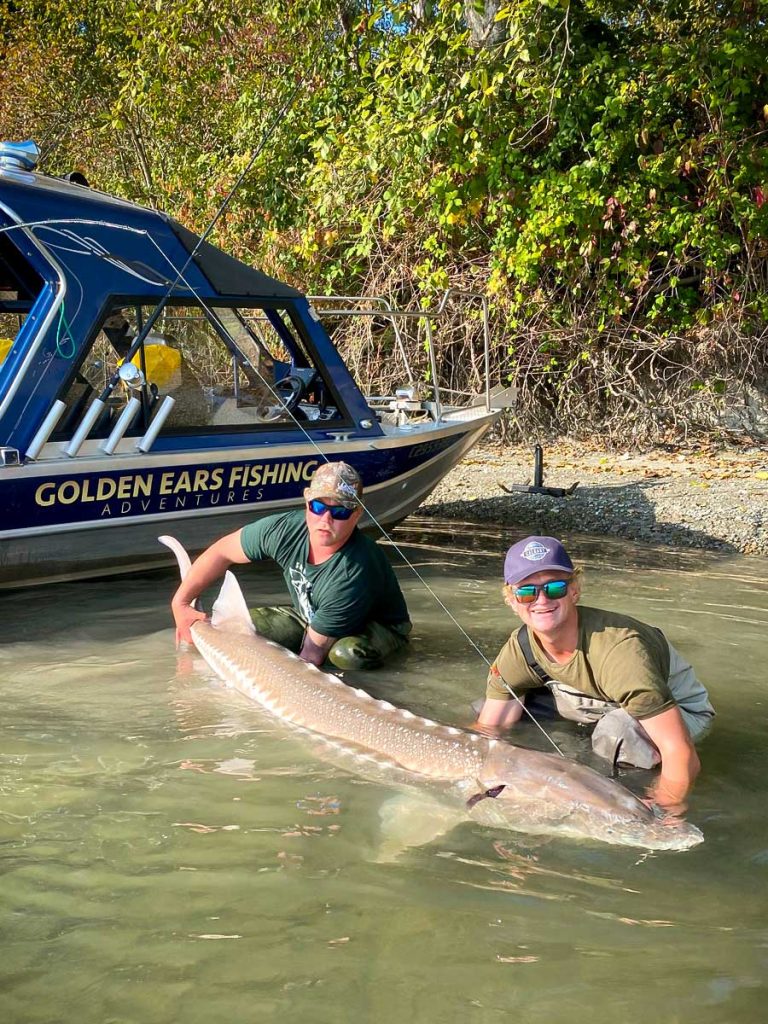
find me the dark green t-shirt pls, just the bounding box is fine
[240,509,410,638]
[486,605,675,719]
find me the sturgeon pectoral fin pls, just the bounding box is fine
[375,793,466,863]
[466,784,506,811]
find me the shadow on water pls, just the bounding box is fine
[391,513,757,574]
[0,563,288,644]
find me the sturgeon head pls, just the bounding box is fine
[160,535,704,854]
[466,739,704,852]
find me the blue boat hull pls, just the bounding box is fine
[0,414,493,587]
[0,142,503,588]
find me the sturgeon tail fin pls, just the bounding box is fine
[159,535,204,614]
[158,535,193,580]
[158,534,255,636]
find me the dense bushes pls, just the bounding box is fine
[2,0,767,440]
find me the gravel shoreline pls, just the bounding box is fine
[420,439,768,556]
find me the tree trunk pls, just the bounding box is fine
[464,0,507,49]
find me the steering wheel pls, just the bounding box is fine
[276,370,321,413]
[272,373,307,412]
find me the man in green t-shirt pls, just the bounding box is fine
[171,461,411,671]
[474,535,714,814]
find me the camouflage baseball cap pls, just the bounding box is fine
[304,461,362,508]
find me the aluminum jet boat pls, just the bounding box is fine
[0,140,503,587]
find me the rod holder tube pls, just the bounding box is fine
[64,399,107,457]
[136,395,175,452]
[25,400,67,460]
[99,397,141,455]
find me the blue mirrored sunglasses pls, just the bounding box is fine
[307,498,355,521]
[513,580,570,603]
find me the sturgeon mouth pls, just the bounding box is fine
[466,784,506,810]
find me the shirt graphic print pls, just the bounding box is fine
[289,562,314,622]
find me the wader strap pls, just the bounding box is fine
[518,626,553,685]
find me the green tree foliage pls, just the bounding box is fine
[1,0,767,437]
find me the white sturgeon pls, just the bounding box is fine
[161,536,703,853]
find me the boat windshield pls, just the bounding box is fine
[0,233,43,368]
[0,310,23,367]
[52,300,346,441]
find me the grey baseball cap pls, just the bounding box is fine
[503,536,574,585]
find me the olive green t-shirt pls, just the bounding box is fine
[486,606,674,720]
[240,509,410,638]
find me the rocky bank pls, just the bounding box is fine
[420,438,768,556]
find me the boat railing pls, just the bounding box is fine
[21,289,497,462]
[307,288,493,421]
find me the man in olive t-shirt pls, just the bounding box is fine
[474,536,714,814]
[171,461,410,671]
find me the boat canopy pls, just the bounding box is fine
[168,220,301,300]
[0,156,378,453]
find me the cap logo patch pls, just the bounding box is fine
[336,480,359,499]
[522,541,549,562]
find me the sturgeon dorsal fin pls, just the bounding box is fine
[158,536,248,630]
[211,570,257,636]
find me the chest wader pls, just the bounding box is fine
[517,627,660,770]
[249,604,409,671]
[517,627,619,724]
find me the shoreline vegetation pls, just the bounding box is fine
[421,437,768,557]
[2,3,767,448]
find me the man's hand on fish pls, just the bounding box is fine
[644,775,690,817]
[172,600,208,647]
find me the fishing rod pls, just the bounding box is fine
[94,78,303,406]
[115,137,567,756]
[8,84,564,757]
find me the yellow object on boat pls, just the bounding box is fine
[121,342,183,389]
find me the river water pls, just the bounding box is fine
[1,519,766,1024]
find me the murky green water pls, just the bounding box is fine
[1,520,767,1024]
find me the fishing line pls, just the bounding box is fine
[95,77,303,401]
[157,80,303,292]
[1,130,565,757]
[135,240,566,757]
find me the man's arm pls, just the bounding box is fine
[640,705,701,814]
[171,529,250,645]
[474,696,527,732]
[300,626,337,667]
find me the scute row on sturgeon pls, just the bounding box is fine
[160,535,704,852]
